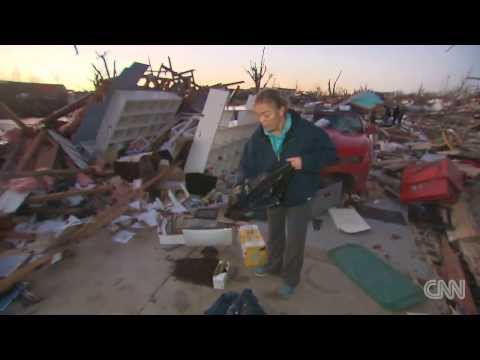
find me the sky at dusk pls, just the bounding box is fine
[0,45,479,93]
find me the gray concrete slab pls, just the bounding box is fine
[3,198,445,314]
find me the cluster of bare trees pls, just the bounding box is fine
[90,52,117,89]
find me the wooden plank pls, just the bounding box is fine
[454,162,480,178]
[437,150,462,156]
[2,168,82,180]
[26,184,114,204]
[33,137,59,170]
[439,236,478,315]
[57,164,177,244]
[41,94,92,127]
[15,130,47,172]
[0,252,55,294]
[444,198,480,243]
[0,102,30,134]
[458,241,480,287]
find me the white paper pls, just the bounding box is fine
[146,198,165,211]
[51,252,63,265]
[135,209,158,227]
[64,195,84,207]
[111,215,133,226]
[129,201,141,210]
[131,222,145,229]
[328,207,371,234]
[132,179,143,189]
[113,230,135,244]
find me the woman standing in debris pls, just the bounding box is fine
[239,89,337,299]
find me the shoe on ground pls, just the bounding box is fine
[277,283,296,299]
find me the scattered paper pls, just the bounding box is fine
[328,207,371,234]
[51,252,63,265]
[129,201,141,210]
[131,222,145,229]
[111,215,133,226]
[146,198,165,211]
[15,215,87,238]
[135,209,158,227]
[64,195,84,207]
[113,230,135,244]
[132,179,143,189]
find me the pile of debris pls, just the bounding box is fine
[0,61,254,302]
[369,95,480,314]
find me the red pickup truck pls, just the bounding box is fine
[311,109,374,194]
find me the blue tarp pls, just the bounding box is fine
[345,91,384,111]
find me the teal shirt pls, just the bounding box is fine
[263,113,292,160]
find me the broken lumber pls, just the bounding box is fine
[454,163,480,178]
[0,102,30,134]
[439,236,478,315]
[57,163,178,244]
[15,129,47,172]
[0,251,56,294]
[443,198,480,243]
[371,172,401,192]
[3,168,83,180]
[41,94,92,127]
[26,184,114,204]
[458,241,480,287]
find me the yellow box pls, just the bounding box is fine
[238,224,268,268]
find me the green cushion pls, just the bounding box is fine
[328,244,426,311]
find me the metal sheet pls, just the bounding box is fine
[48,130,89,169]
[0,190,30,214]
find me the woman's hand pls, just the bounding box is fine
[286,157,302,170]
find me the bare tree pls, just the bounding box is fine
[327,70,343,96]
[90,52,118,89]
[245,47,274,93]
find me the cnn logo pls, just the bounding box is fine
[423,280,465,300]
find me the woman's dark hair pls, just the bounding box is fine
[254,89,289,110]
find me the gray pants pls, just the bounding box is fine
[265,199,312,287]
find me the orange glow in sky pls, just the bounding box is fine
[0,45,479,93]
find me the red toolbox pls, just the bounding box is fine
[400,159,464,204]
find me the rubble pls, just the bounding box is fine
[1,54,479,315]
[0,60,247,299]
[366,93,480,314]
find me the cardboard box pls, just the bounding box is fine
[213,260,230,290]
[238,224,268,268]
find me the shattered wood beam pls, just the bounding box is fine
[0,102,30,134]
[15,129,47,172]
[0,251,56,294]
[41,94,92,127]
[26,184,114,204]
[61,164,178,243]
[3,168,85,180]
